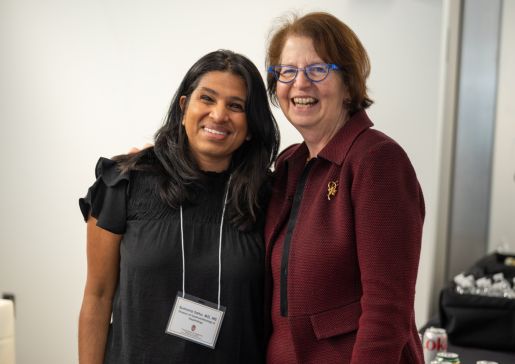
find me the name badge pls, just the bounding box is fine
[165,292,225,349]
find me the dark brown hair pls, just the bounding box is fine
[266,12,373,114]
[116,50,280,231]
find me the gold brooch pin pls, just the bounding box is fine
[327,181,338,200]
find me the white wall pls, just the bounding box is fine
[0,1,445,362]
[488,0,515,253]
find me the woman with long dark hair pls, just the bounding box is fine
[78,50,279,364]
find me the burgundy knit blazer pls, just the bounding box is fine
[264,110,425,363]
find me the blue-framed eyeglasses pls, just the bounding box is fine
[267,63,340,83]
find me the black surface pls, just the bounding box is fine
[447,342,515,364]
[421,316,515,363]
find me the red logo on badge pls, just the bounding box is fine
[191,325,196,332]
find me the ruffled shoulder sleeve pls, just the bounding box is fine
[79,157,129,235]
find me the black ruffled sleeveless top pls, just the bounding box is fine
[79,157,265,364]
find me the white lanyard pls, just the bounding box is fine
[179,175,231,309]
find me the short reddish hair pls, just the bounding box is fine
[266,12,373,114]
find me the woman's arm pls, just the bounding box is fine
[350,141,424,363]
[79,217,121,364]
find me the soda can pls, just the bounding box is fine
[422,327,448,364]
[435,351,460,363]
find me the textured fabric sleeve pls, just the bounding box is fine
[274,143,300,170]
[79,157,129,235]
[350,141,425,363]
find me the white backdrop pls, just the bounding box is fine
[488,0,515,253]
[0,0,445,362]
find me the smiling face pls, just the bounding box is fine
[276,35,349,138]
[180,71,248,172]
